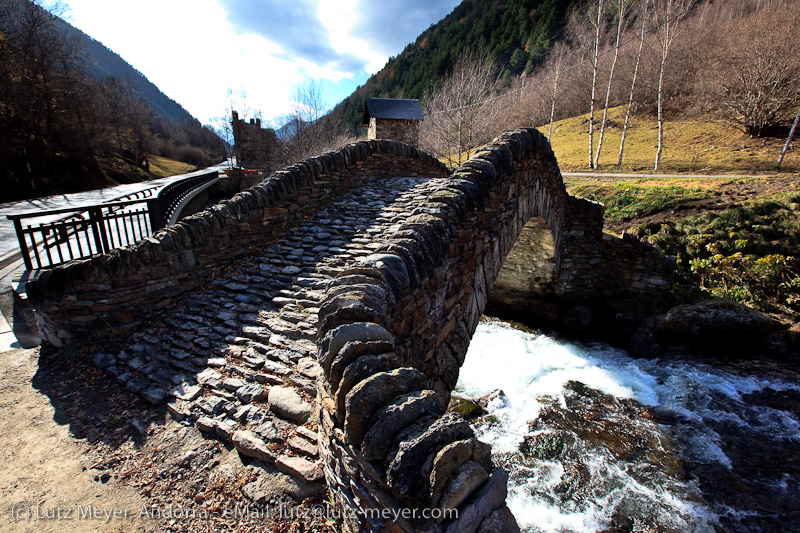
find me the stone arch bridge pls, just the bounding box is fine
[26,129,672,532]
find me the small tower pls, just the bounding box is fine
[362,98,424,147]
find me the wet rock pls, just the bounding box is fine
[449,397,486,420]
[656,299,776,355]
[476,505,520,533]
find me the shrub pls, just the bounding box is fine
[633,194,800,322]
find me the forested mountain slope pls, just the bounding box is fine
[55,18,194,124]
[333,0,580,133]
[0,0,225,202]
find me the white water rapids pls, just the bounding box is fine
[455,318,800,533]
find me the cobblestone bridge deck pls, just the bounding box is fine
[91,176,444,494]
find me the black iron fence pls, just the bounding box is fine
[7,170,218,270]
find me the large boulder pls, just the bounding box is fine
[658,299,774,345]
[631,299,782,358]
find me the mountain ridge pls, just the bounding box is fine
[51,17,196,125]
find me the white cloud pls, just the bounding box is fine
[63,0,461,126]
[65,0,307,125]
[317,0,386,74]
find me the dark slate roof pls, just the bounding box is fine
[362,98,424,124]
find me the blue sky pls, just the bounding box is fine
[62,0,461,129]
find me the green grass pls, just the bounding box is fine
[98,154,197,186]
[544,106,800,174]
[147,155,197,178]
[568,182,713,222]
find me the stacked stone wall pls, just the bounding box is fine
[27,141,448,346]
[314,127,674,531]
[369,118,420,147]
[316,128,568,532]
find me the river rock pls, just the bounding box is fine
[477,505,521,533]
[655,299,777,355]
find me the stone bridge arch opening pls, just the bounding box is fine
[487,216,557,321]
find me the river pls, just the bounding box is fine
[456,318,800,532]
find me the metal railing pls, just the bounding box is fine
[7,170,218,270]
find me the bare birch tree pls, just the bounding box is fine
[618,2,648,169]
[651,0,691,170]
[421,49,501,168]
[777,108,800,168]
[547,47,566,142]
[286,78,349,163]
[588,0,605,169]
[594,0,627,168]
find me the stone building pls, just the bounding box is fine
[231,110,280,169]
[362,98,424,146]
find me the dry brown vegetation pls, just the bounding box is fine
[421,0,800,171]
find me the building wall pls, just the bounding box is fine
[368,117,420,147]
[231,117,280,170]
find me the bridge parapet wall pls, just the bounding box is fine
[315,128,561,532]
[315,128,673,531]
[28,141,448,347]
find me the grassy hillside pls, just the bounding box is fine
[546,106,800,174]
[97,155,197,186]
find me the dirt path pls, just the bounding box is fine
[0,344,335,533]
[0,348,153,532]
